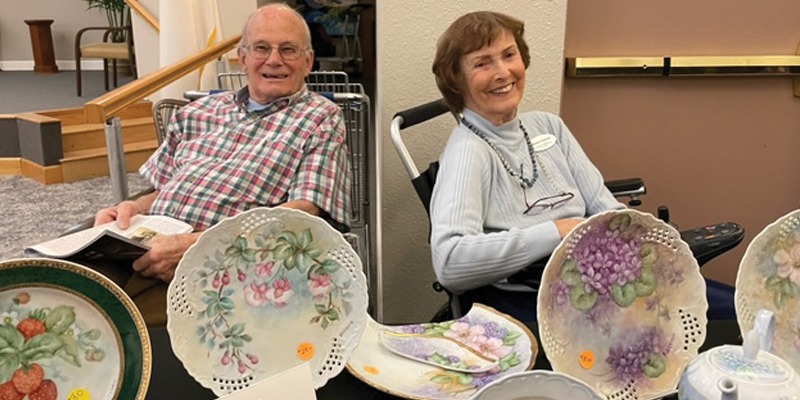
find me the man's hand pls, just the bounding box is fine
[94,200,143,229]
[94,191,158,229]
[132,232,201,282]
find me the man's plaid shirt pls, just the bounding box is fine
[139,86,351,231]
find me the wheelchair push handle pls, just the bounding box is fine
[393,99,450,130]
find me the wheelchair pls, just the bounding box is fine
[390,99,744,322]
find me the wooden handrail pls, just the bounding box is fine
[125,0,159,32]
[84,35,241,123]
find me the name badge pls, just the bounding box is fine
[530,134,556,152]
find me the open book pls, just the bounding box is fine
[25,215,194,261]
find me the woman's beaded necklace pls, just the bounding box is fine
[460,116,538,188]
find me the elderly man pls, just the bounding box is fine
[93,4,351,325]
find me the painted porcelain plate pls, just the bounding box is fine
[167,207,368,396]
[346,304,537,399]
[0,258,150,400]
[735,209,800,374]
[378,329,499,373]
[471,370,604,400]
[537,209,707,400]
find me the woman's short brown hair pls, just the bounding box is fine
[432,11,531,115]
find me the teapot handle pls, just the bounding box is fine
[743,309,776,360]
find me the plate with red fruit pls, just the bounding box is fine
[0,258,150,400]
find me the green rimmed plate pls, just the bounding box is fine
[0,258,150,400]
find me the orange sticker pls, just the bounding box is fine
[68,388,91,400]
[296,342,315,361]
[363,365,380,375]
[579,350,595,370]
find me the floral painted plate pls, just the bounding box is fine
[167,207,368,396]
[378,329,499,373]
[537,209,707,399]
[346,304,537,399]
[735,209,800,374]
[471,370,604,400]
[0,258,150,400]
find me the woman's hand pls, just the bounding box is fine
[554,218,584,238]
[132,232,201,282]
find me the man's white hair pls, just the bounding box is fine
[239,3,312,49]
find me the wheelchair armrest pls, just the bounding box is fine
[605,177,646,206]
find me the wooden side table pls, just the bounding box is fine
[24,19,59,73]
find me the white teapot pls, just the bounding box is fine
[678,310,800,400]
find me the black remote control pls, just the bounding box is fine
[680,222,745,267]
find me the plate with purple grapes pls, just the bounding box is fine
[537,209,707,400]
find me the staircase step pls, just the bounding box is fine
[60,139,158,182]
[61,117,157,153]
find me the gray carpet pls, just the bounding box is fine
[0,70,135,113]
[0,173,150,261]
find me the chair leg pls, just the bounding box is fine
[76,56,82,96]
[112,59,118,88]
[103,59,110,91]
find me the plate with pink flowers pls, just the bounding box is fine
[537,209,707,400]
[735,209,800,374]
[346,304,537,399]
[0,258,150,400]
[166,207,368,396]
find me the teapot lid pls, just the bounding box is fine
[707,345,794,384]
[706,310,796,385]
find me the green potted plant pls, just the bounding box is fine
[84,0,129,42]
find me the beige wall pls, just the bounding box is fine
[561,0,800,285]
[0,0,109,69]
[377,0,568,323]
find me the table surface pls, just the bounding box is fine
[145,320,742,400]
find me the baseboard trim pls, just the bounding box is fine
[0,158,22,175]
[0,60,104,71]
[20,158,63,184]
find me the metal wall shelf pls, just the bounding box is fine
[565,55,800,97]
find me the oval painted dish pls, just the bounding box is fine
[346,304,537,399]
[735,208,800,374]
[0,258,150,400]
[537,209,707,399]
[167,207,368,396]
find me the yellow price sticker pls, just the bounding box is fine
[68,388,91,400]
[296,342,315,361]
[579,350,595,370]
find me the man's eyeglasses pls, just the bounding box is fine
[245,43,308,61]
[523,191,574,215]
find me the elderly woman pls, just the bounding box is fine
[429,11,624,321]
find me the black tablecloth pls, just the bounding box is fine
[145,320,742,400]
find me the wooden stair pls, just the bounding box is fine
[28,100,157,183]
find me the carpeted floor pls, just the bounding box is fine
[0,173,150,261]
[0,70,135,114]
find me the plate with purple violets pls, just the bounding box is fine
[537,209,707,400]
[346,304,537,399]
